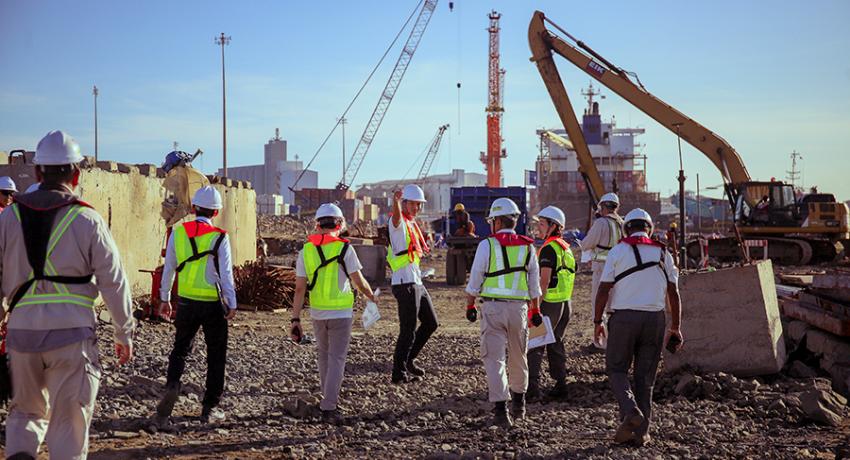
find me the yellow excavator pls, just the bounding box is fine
[528,11,848,265]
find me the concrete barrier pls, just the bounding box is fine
[664,260,786,377]
[352,244,387,285]
[0,162,257,297]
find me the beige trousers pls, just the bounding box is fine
[590,261,609,349]
[5,339,101,460]
[313,317,353,411]
[479,300,529,402]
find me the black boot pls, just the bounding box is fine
[156,383,180,418]
[493,401,513,428]
[526,382,542,402]
[510,391,526,420]
[406,359,426,377]
[548,380,569,399]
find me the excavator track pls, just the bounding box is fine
[686,237,839,266]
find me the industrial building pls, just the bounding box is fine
[220,129,318,213]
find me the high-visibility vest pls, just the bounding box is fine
[539,237,576,303]
[302,234,354,310]
[386,215,427,272]
[481,237,533,301]
[10,203,96,310]
[592,216,623,262]
[174,220,226,302]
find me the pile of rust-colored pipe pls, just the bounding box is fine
[234,260,296,311]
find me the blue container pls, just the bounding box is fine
[449,186,528,237]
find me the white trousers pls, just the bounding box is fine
[479,300,529,402]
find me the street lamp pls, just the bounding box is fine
[215,32,231,177]
[93,85,99,162]
[673,123,686,268]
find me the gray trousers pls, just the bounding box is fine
[527,300,571,387]
[480,300,529,402]
[313,317,353,411]
[605,309,665,437]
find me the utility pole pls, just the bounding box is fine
[787,150,802,189]
[92,85,99,162]
[674,123,686,268]
[696,173,701,237]
[338,117,347,179]
[215,32,231,177]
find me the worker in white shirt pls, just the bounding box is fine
[0,176,18,212]
[290,203,377,424]
[465,198,542,429]
[580,192,623,349]
[156,186,238,426]
[593,208,683,447]
[388,184,439,383]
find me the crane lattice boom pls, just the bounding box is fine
[417,124,450,180]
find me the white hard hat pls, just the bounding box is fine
[191,185,223,210]
[34,130,84,166]
[0,177,18,192]
[599,192,620,206]
[401,184,426,202]
[624,208,653,227]
[24,182,40,193]
[315,203,344,220]
[537,205,565,227]
[488,197,521,219]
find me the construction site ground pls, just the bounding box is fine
[10,250,845,459]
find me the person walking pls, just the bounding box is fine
[465,198,542,428]
[579,192,623,349]
[527,205,575,401]
[156,185,237,426]
[0,176,18,213]
[290,203,377,424]
[2,130,135,459]
[388,184,439,383]
[593,208,683,446]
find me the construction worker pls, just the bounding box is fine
[594,208,682,446]
[579,192,623,349]
[0,177,17,212]
[465,197,542,428]
[156,185,237,426]
[1,130,135,459]
[388,184,438,383]
[290,203,377,424]
[453,202,476,237]
[527,205,575,401]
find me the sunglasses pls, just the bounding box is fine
[0,191,14,197]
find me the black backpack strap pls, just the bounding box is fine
[485,242,530,278]
[613,245,665,284]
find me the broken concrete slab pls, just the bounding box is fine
[801,389,845,426]
[806,329,850,363]
[664,260,786,377]
[353,244,387,284]
[785,320,811,343]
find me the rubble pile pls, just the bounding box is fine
[233,260,296,311]
[257,214,313,239]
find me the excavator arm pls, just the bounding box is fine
[528,11,751,193]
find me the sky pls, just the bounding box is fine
[1,0,848,201]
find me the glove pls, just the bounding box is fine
[529,308,543,327]
[466,305,478,323]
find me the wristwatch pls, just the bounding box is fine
[290,318,301,324]
[593,319,603,325]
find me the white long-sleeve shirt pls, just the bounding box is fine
[161,217,237,309]
[465,229,542,299]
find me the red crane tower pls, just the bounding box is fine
[482,10,505,187]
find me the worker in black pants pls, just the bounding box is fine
[392,283,439,381]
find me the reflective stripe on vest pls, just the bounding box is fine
[386,218,422,272]
[11,204,96,310]
[481,237,532,300]
[174,224,223,302]
[303,240,354,310]
[593,216,623,262]
[542,241,576,303]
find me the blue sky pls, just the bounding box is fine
[1,0,848,200]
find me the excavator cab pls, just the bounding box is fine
[734,181,799,228]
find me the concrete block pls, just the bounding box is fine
[664,260,786,377]
[807,329,850,364]
[785,320,811,343]
[353,244,386,284]
[96,161,118,172]
[136,164,157,176]
[117,163,136,174]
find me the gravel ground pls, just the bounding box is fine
[2,250,849,459]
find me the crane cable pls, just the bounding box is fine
[290,0,424,191]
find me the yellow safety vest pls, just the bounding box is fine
[592,216,623,262]
[303,239,354,310]
[481,237,532,301]
[386,217,423,272]
[540,239,576,303]
[174,223,225,302]
[11,204,96,310]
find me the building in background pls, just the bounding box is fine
[356,168,486,222]
[221,129,317,213]
[533,84,660,229]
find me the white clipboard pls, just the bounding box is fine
[528,316,556,349]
